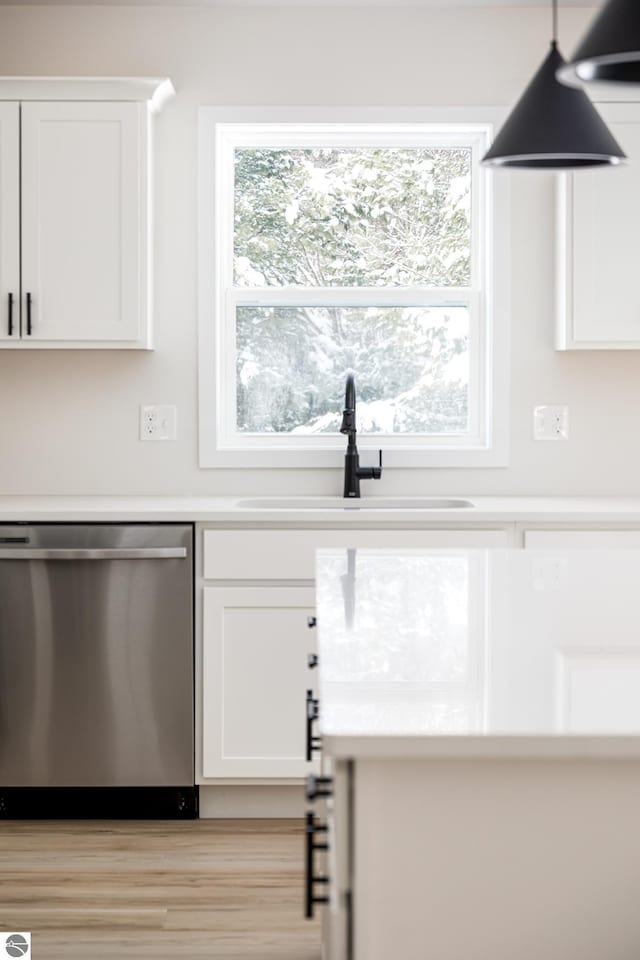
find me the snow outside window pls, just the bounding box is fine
[198,109,509,468]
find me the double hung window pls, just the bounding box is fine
[198,108,508,467]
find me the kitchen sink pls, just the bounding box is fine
[237,497,474,510]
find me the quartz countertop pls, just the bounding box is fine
[4,495,640,522]
[316,547,640,758]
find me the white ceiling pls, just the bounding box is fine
[0,0,604,6]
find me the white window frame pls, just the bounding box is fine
[198,106,510,469]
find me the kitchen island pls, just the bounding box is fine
[314,548,640,960]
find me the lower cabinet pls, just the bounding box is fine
[199,525,510,783]
[198,521,640,796]
[202,586,317,778]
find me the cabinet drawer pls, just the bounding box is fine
[203,528,509,580]
[524,530,640,549]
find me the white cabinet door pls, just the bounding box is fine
[556,103,640,349]
[0,103,20,343]
[20,101,149,347]
[202,586,317,779]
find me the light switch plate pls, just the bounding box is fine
[533,405,569,441]
[140,405,177,441]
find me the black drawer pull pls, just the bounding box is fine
[307,616,317,628]
[305,689,321,762]
[26,292,32,336]
[307,653,318,669]
[7,292,13,336]
[306,774,333,802]
[305,811,329,919]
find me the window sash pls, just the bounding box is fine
[216,123,488,293]
[217,289,483,451]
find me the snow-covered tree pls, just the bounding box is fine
[233,146,471,435]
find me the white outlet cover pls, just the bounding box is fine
[533,405,569,441]
[140,404,177,441]
[532,555,569,591]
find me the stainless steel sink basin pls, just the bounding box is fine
[237,497,474,510]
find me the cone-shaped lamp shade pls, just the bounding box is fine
[482,43,627,168]
[558,0,640,86]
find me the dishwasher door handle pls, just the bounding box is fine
[0,547,188,560]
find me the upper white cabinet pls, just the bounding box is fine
[21,102,145,346]
[556,102,640,350]
[0,77,173,350]
[0,103,20,338]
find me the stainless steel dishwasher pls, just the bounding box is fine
[0,524,195,818]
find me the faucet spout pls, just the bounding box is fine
[340,372,356,437]
[339,371,383,498]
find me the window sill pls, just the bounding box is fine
[199,443,509,469]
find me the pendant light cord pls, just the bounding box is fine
[552,0,558,46]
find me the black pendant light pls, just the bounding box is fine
[482,0,626,169]
[558,0,640,87]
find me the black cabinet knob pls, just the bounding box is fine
[307,616,317,628]
[307,653,318,669]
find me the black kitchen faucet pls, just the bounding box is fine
[339,371,383,498]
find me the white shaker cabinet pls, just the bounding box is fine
[0,78,173,349]
[556,102,640,350]
[20,102,146,346]
[0,103,20,338]
[202,586,317,779]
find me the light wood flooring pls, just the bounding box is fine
[0,820,321,959]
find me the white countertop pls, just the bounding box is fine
[4,494,640,522]
[316,547,640,758]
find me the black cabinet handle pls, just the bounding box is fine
[306,774,333,802]
[304,811,329,919]
[26,292,32,336]
[7,292,13,336]
[307,617,318,669]
[306,689,321,762]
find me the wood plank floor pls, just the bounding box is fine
[0,820,321,959]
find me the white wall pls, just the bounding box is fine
[0,3,631,497]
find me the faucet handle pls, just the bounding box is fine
[372,449,382,480]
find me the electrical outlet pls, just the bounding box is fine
[533,405,569,441]
[140,405,177,441]
[532,555,568,591]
